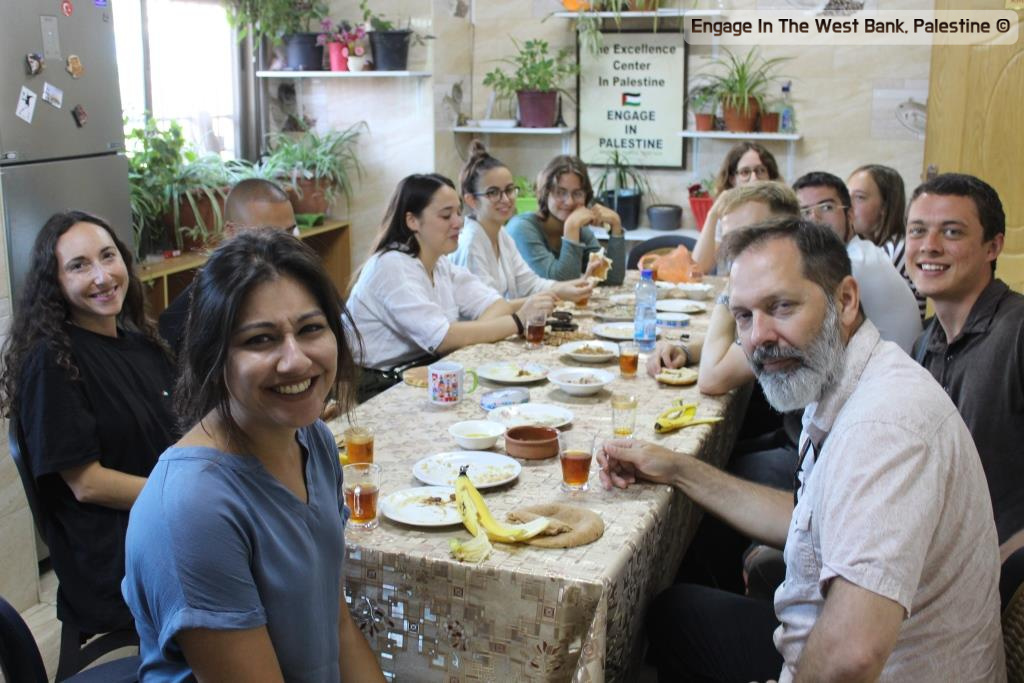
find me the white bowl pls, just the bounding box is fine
[676,282,714,300]
[548,368,616,396]
[656,312,691,328]
[448,420,505,450]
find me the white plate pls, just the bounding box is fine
[548,368,615,396]
[593,322,661,341]
[412,451,521,489]
[656,299,707,314]
[676,282,715,300]
[654,280,678,290]
[381,486,461,527]
[477,361,549,384]
[609,293,635,305]
[487,403,574,429]
[558,340,619,363]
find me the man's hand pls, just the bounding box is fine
[598,438,682,490]
[646,341,687,376]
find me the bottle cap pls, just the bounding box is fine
[641,269,654,279]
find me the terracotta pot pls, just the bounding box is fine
[328,43,349,72]
[722,97,759,133]
[517,90,558,128]
[759,112,780,133]
[694,113,715,131]
[688,196,714,231]
[162,191,226,252]
[287,177,332,215]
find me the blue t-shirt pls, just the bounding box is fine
[123,422,346,682]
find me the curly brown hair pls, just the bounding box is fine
[713,142,781,196]
[0,210,168,418]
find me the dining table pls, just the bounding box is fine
[327,274,749,682]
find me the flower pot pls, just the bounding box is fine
[694,113,715,131]
[283,33,324,71]
[722,97,759,132]
[688,196,714,231]
[347,55,368,72]
[287,177,332,215]
[369,30,411,71]
[327,43,349,72]
[162,191,226,252]
[517,90,558,128]
[647,204,682,231]
[600,189,642,231]
[759,112,780,133]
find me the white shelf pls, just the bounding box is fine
[678,130,801,141]
[592,226,701,242]
[553,9,722,19]
[452,126,575,135]
[256,70,430,79]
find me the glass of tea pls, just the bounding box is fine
[344,426,374,464]
[558,432,596,493]
[611,393,639,438]
[343,463,381,529]
[618,342,639,377]
[525,311,546,349]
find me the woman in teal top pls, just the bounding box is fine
[505,154,626,284]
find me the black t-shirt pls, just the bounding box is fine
[157,281,193,355]
[19,324,177,633]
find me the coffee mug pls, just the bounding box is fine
[428,361,478,406]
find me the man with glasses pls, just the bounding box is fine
[793,172,921,353]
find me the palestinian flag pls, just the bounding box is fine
[621,92,641,107]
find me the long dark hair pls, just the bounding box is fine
[714,142,781,195]
[367,173,456,260]
[175,229,360,445]
[534,155,594,221]
[850,164,906,246]
[0,210,164,417]
[459,140,507,219]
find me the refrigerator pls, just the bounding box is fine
[0,0,132,300]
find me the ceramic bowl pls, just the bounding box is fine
[448,420,505,450]
[547,368,615,396]
[503,425,559,460]
[676,282,714,300]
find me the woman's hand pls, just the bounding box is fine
[563,207,595,241]
[551,278,593,303]
[592,204,623,236]
[518,292,557,321]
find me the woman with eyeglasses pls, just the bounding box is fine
[346,173,556,401]
[691,142,782,275]
[452,141,593,303]
[505,154,625,284]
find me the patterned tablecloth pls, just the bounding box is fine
[328,276,747,682]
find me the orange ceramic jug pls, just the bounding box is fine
[638,246,702,283]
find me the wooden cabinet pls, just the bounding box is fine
[137,220,351,316]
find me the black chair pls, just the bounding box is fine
[626,234,697,270]
[0,594,138,683]
[8,417,140,681]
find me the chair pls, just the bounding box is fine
[8,417,140,681]
[626,234,697,270]
[0,593,139,683]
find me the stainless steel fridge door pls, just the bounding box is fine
[1,153,132,300]
[0,0,125,163]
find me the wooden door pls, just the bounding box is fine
[924,4,1024,292]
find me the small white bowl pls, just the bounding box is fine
[676,282,714,300]
[548,368,615,396]
[656,312,691,328]
[448,420,505,450]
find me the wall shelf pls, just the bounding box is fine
[256,70,431,79]
[678,130,802,180]
[452,126,576,154]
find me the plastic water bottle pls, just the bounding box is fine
[634,269,658,352]
[779,81,796,133]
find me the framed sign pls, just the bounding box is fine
[577,31,687,169]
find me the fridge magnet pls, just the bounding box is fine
[16,87,38,124]
[94,0,107,6]
[71,104,88,127]
[40,16,62,61]
[26,53,45,75]
[42,82,63,109]
[65,54,84,79]
[61,0,73,16]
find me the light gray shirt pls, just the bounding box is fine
[774,320,1005,682]
[451,218,555,299]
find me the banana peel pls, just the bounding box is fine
[654,399,723,434]
[454,466,551,543]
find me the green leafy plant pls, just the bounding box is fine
[358,0,433,44]
[224,0,329,44]
[168,152,232,246]
[700,48,790,116]
[687,83,718,114]
[594,150,653,197]
[483,39,579,99]
[263,121,367,209]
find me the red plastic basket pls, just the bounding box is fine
[689,196,714,231]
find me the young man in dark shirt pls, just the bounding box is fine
[906,172,1024,607]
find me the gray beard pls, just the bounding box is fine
[749,298,846,412]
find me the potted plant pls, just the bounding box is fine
[687,179,714,231]
[358,0,432,71]
[700,48,789,133]
[758,96,781,132]
[594,150,652,231]
[317,19,366,71]
[126,117,182,256]
[165,152,233,251]
[224,0,329,70]
[687,83,718,132]
[483,38,578,128]
[263,121,367,215]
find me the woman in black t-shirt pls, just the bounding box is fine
[0,210,177,634]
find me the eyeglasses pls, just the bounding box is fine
[474,185,519,202]
[552,187,587,203]
[800,201,849,219]
[734,165,769,181]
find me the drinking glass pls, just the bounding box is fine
[558,432,596,493]
[344,425,374,464]
[618,342,639,377]
[525,311,546,349]
[343,463,381,529]
[611,393,639,438]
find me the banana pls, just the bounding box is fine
[455,466,551,543]
[654,399,723,434]
[449,527,492,563]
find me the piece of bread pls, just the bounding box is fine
[587,248,613,282]
[402,366,428,388]
[655,366,699,386]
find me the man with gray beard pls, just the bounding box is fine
[599,219,1004,682]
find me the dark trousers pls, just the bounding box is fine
[1002,546,1024,612]
[647,584,784,682]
